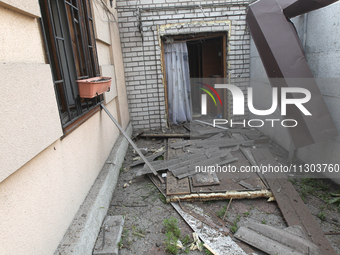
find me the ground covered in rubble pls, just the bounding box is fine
[106,127,340,255]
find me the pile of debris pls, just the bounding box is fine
[128,120,337,255]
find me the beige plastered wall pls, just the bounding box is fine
[0,0,130,254]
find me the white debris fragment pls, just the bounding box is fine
[152,146,165,153]
[176,240,184,250]
[171,203,247,255]
[193,232,202,251]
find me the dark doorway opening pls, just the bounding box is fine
[186,35,227,118]
[162,33,228,124]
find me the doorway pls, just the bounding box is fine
[163,33,228,124]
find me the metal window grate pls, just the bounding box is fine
[40,0,102,128]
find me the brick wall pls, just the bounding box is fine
[117,0,252,129]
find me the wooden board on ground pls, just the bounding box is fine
[190,150,267,193]
[190,171,266,193]
[167,138,187,159]
[235,222,321,255]
[130,151,165,166]
[165,138,191,196]
[166,172,191,195]
[192,171,220,187]
[251,148,337,255]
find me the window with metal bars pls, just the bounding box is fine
[39,0,102,128]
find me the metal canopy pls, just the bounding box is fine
[246,0,338,148]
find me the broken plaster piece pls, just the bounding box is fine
[171,202,247,255]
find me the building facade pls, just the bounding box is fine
[117,0,252,129]
[0,0,130,254]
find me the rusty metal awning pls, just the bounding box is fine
[246,0,338,148]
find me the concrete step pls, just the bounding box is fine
[93,216,125,255]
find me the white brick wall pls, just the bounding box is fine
[117,0,252,129]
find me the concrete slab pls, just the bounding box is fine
[235,222,321,255]
[93,216,124,255]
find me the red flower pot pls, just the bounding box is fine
[77,77,112,98]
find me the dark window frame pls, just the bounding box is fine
[39,0,102,131]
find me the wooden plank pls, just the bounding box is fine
[175,157,239,179]
[231,133,245,141]
[195,138,253,148]
[167,138,187,159]
[130,151,165,166]
[239,147,269,188]
[238,180,255,190]
[206,133,224,140]
[198,129,230,135]
[165,138,191,196]
[170,150,232,176]
[251,148,337,255]
[191,171,220,187]
[205,147,220,158]
[199,128,250,135]
[169,140,195,149]
[135,152,194,176]
[167,154,209,172]
[235,223,321,255]
[166,172,190,195]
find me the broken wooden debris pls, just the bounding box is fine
[238,180,255,190]
[179,201,229,236]
[243,130,261,140]
[324,232,340,235]
[222,198,233,221]
[130,150,165,166]
[169,140,195,149]
[251,148,337,255]
[148,172,250,254]
[171,202,248,255]
[206,133,224,140]
[203,244,218,255]
[205,206,228,227]
[231,132,245,141]
[167,153,209,172]
[235,222,321,255]
[135,152,193,176]
[191,170,220,187]
[136,147,232,177]
[194,119,229,130]
[195,139,254,149]
[101,104,164,183]
[205,147,220,158]
[198,128,250,135]
[174,157,239,179]
[166,172,191,196]
[198,129,230,135]
[139,133,208,139]
[131,130,144,140]
[168,190,273,202]
[239,147,257,166]
[231,144,239,151]
[240,147,269,188]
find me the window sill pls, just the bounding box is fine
[60,105,101,139]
